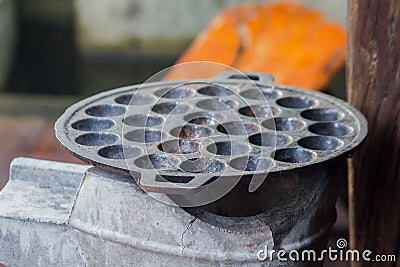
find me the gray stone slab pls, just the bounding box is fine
[0,218,85,266]
[68,168,274,265]
[0,157,332,266]
[0,157,89,224]
[0,158,278,266]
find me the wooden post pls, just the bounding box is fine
[347,0,400,266]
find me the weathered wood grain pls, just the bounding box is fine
[347,0,400,266]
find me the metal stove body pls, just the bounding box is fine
[0,72,367,266]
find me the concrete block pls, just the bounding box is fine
[0,218,85,266]
[0,157,89,224]
[0,158,277,266]
[68,167,275,265]
[0,157,335,266]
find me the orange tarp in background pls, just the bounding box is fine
[165,1,346,91]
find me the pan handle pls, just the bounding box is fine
[213,71,275,84]
[139,170,212,195]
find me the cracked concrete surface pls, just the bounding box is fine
[0,158,278,266]
[0,158,337,266]
[180,216,197,255]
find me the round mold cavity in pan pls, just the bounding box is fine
[183,112,226,126]
[206,141,251,156]
[196,98,238,111]
[308,122,353,137]
[238,105,281,118]
[230,156,274,171]
[170,124,213,139]
[158,139,201,154]
[151,101,191,114]
[180,158,226,174]
[300,108,343,122]
[134,154,180,170]
[240,88,281,100]
[217,121,260,136]
[123,114,164,127]
[263,117,306,131]
[198,85,234,96]
[249,132,292,148]
[273,148,315,163]
[115,93,155,105]
[75,132,119,146]
[71,118,115,131]
[154,86,196,99]
[98,145,142,159]
[125,129,166,143]
[277,96,316,109]
[298,136,344,151]
[85,104,126,117]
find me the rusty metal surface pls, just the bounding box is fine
[55,72,367,199]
